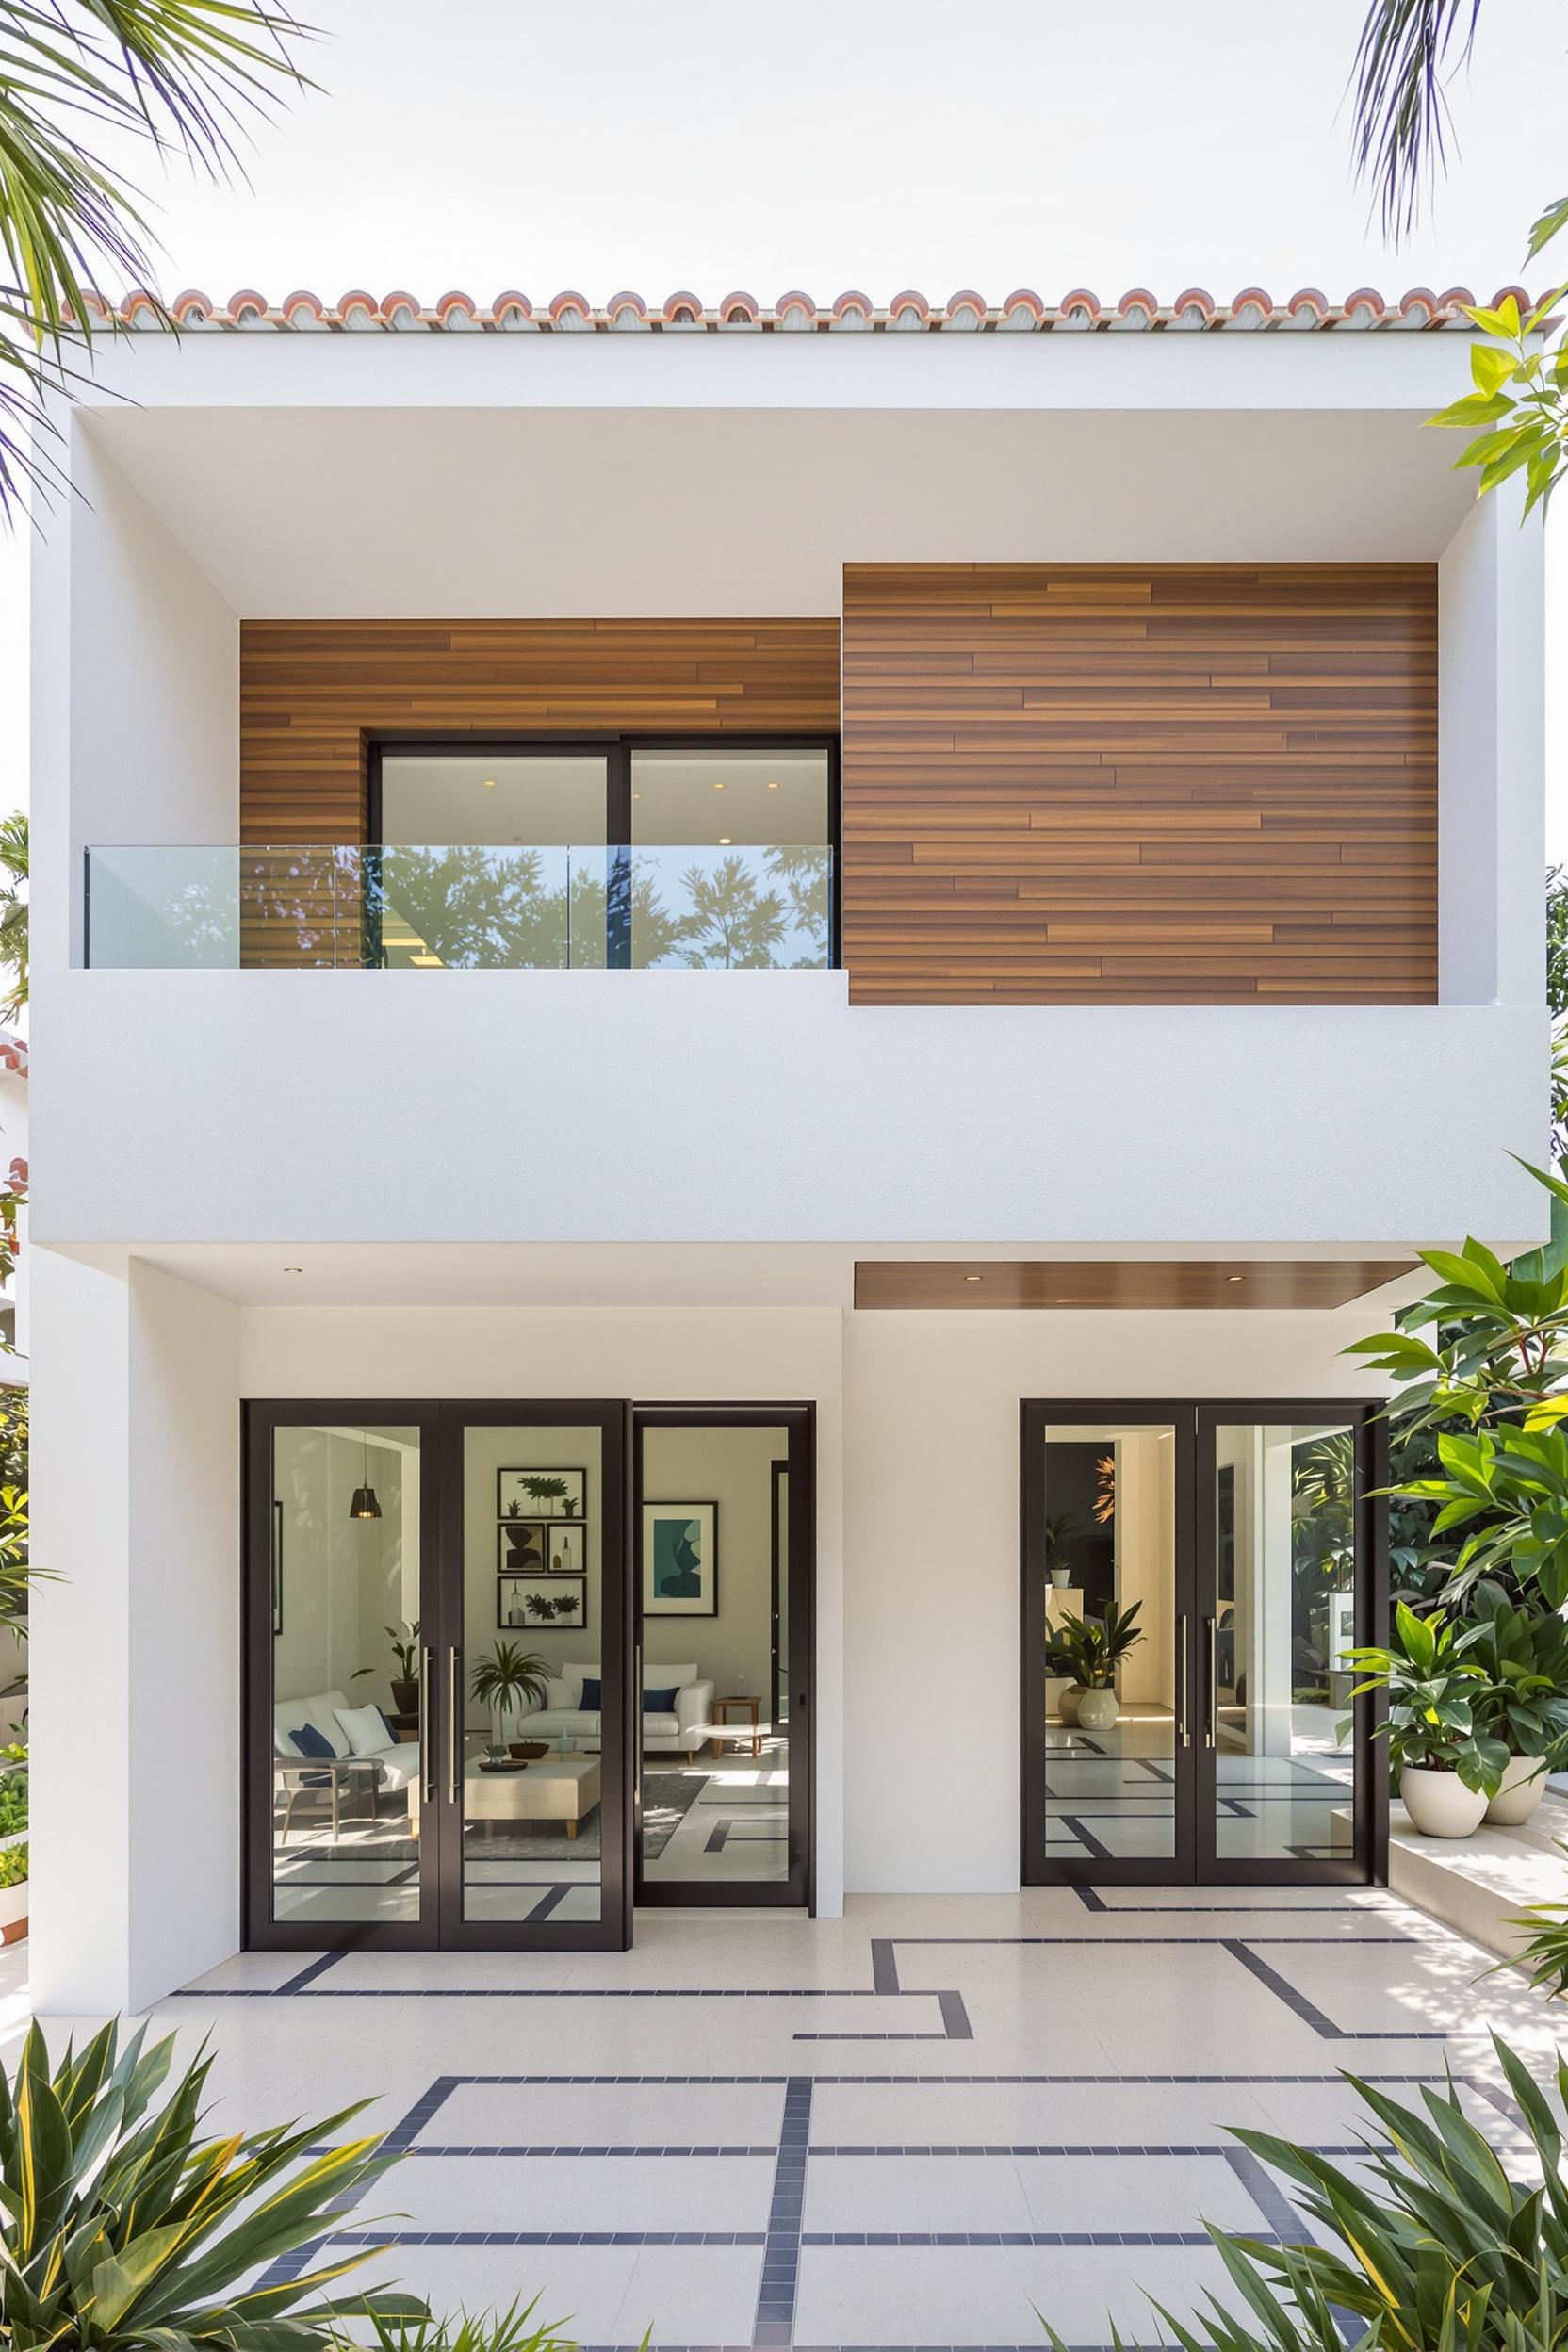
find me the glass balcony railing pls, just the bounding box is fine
[84,843,835,972]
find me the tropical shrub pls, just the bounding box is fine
[361,2299,579,2352]
[0,1842,26,1890]
[0,2017,423,2350]
[1042,2034,1568,2351]
[1346,1160,1568,1609]
[1345,1597,1507,1792]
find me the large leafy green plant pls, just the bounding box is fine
[1345,1597,1506,1791]
[1044,1599,1144,1690]
[0,2016,423,2349]
[1467,1585,1568,1767]
[1043,2033,1568,2352]
[1347,1160,1568,1607]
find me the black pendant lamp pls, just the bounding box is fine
[349,1431,382,1521]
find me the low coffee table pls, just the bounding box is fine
[465,1752,600,1839]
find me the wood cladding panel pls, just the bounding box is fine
[841,564,1437,1005]
[239,618,842,842]
[853,1259,1418,1311]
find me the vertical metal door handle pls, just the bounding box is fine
[633,1645,644,1808]
[420,1645,436,1803]
[1205,1617,1218,1750]
[1176,1617,1190,1748]
[448,1647,464,1805]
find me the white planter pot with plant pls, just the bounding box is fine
[468,1642,550,1758]
[1043,1599,1145,1740]
[1347,1599,1505,1842]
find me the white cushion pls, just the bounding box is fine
[642,1712,679,1737]
[563,1661,600,1703]
[647,1662,698,1691]
[333,1704,393,1758]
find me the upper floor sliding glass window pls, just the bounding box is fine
[374,750,611,970]
[629,747,832,971]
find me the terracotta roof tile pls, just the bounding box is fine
[89,286,1551,334]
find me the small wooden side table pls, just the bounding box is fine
[711,1694,763,1758]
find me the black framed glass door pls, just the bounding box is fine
[1021,1399,1385,1888]
[246,1397,632,1952]
[631,1404,814,1909]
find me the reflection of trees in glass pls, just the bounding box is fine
[1290,1432,1357,1698]
[673,855,788,969]
[763,845,832,966]
[371,847,569,969]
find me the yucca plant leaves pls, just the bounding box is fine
[0,2018,428,2350]
[1043,2032,1568,2350]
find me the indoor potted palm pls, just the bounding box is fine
[470,1641,550,1757]
[384,1619,421,1716]
[1041,1511,1076,1589]
[1345,1599,1506,1838]
[1046,1600,1144,1731]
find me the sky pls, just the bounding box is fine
[3,0,1565,838]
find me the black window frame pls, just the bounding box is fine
[367,732,841,971]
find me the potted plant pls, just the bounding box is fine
[470,1641,549,1753]
[1041,1511,1076,1589]
[1466,1588,1568,1823]
[1345,1600,1506,1838]
[1046,1600,1144,1731]
[384,1619,421,1716]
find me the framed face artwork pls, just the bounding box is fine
[642,1501,718,1617]
[497,1576,587,1632]
[498,1468,586,1522]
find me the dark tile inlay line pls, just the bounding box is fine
[754,2076,811,2350]
[257,2073,457,2292]
[1221,1938,1446,2041]
[332,2229,766,2246]
[800,2230,1277,2247]
[278,1952,345,1995]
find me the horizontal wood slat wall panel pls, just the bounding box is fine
[239,618,842,842]
[841,563,1437,1005]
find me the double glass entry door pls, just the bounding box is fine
[248,1400,634,1951]
[247,1396,817,1949]
[1021,1400,1385,1886]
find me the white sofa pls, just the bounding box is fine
[507,1659,713,1756]
[274,1687,421,1805]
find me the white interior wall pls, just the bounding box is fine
[32,1250,239,2014]
[272,1429,406,1711]
[642,1425,782,1704]
[841,1310,1386,1895]
[1115,1430,1174,1710]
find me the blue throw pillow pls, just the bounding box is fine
[290,1723,336,1759]
[643,1686,681,1713]
[578,1677,602,1711]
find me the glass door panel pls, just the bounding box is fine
[634,1408,812,1905]
[1200,1418,1364,1871]
[449,1414,624,1935]
[264,1415,433,1937]
[1037,1418,1186,1872]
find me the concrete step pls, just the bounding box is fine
[1388,1793,1568,1961]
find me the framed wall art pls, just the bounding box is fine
[642,1500,718,1617]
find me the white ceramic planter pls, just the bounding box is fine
[1075,1687,1119,1732]
[0,1880,29,1942]
[1056,1683,1085,1725]
[1485,1753,1548,1827]
[1050,1569,1070,1588]
[1400,1765,1487,1838]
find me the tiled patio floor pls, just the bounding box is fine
[20,1886,1568,2350]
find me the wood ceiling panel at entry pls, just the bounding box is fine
[841,563,1437,1005]
[853,1260,1417,1310]
[239,618,842,841]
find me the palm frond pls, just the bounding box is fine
[0,1,318,520]
[1348,0,1483,240]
